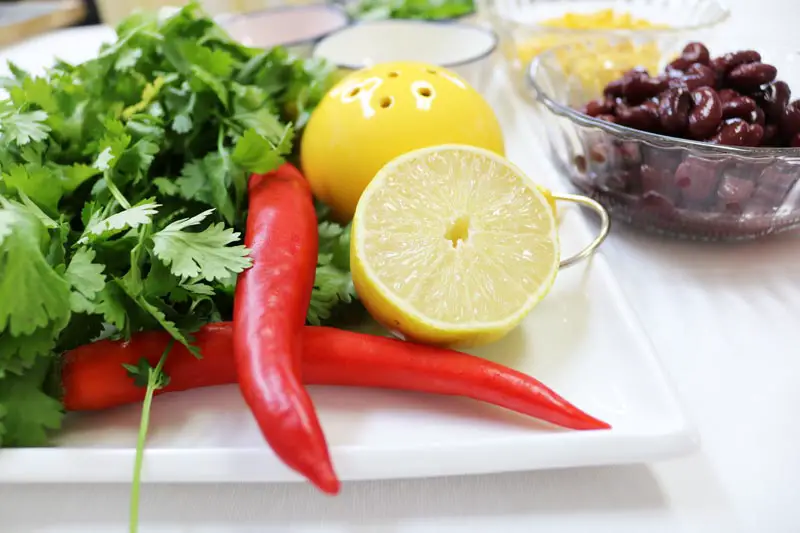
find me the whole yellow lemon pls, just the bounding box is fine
[300,61,505,221]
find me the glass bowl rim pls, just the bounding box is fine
[491,0,732,35]
[221,4,350,49]
[312,19,499,70]
[525,44,800,158]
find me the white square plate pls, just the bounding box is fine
[0,34,697,483]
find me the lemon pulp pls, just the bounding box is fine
[351,145,560,348]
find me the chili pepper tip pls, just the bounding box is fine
[307,464,341,495]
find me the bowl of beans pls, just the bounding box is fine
[526,39,800,241]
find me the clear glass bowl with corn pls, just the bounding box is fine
[486,0,730,93]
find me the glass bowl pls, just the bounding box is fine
[525,40,800,241]
[330,0,478,22]
[488,0,729,86]
[222,5,349,57]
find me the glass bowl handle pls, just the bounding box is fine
[554,193,611,269]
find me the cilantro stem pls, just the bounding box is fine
[129,340,173,533]
[104,171,132,209]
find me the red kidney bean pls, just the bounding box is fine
[758,81,791,122]
[709,56,726,74]
[645,147,683,169]
[601,171,629,191]
[581,43,800,148]
[666,76,689,90]
[711,50,762,75]
[574,155,587,174]
[681,42,711,66]
[754,107,765,127]
[642,161,680,190]
[791,133,800,147]
[622,72,666,103]
[617,168,642,193]
[604,78,625,98]
[640,191,677,214]
[658,87,691,135]
[614,140,643,167]
[781,101,800,137]
[584,99,613,116]
[727,62,778,90]
[674,157,721,203]
[616,103,660,131]
[708,119,764,147]
[717,175,755,213]
[717,88,741,103]
[743,123,765,147]
[667,57,693,72]
[589,143,609,163]
[721,96,757,122]
[763,124,779,145]
[625,67,650,77]
[689,87,723,139]
[683,63,717,91]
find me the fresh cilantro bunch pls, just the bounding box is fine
[345,0,475,21]
[0,2,356,447]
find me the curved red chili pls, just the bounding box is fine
[62,324,611,433]
[233,164,338,494]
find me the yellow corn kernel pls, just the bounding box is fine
[513,9,668,92]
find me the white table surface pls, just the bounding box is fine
[3,1,800,531]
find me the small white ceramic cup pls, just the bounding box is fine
[311,20,498,92]
[223,5,350,58]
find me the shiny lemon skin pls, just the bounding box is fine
[300,61,505,222]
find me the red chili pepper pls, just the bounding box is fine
[233,164,338,494]
[62,324,611,433]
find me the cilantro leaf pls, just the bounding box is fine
[65,248,106,313]
[232,127,292,173]
[0,324,62,377]
[172,113,192,134]
[317,221,351,271]
[115,47,143,71]
[0,200,72,337]
[308,255,357,326]
[127,291,199,358]
[118,140,160,179]
[174,153,235,223]
[79,201,160,244]
[2,163,63,213]
[152,209,251,282]
[308,221,357,325]
[8,77,58,113]
[0,357,63,447]
[123,357,170,388]
[231,84,286,139]
[0,110,51,145]
[96,282,134,333]
[60,164,102,193]
[91,120,131,171]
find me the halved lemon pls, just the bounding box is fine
[351,144,560,348]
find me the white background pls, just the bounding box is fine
[2,0,800,531]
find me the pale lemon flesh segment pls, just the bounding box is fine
[351,145,560,347]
